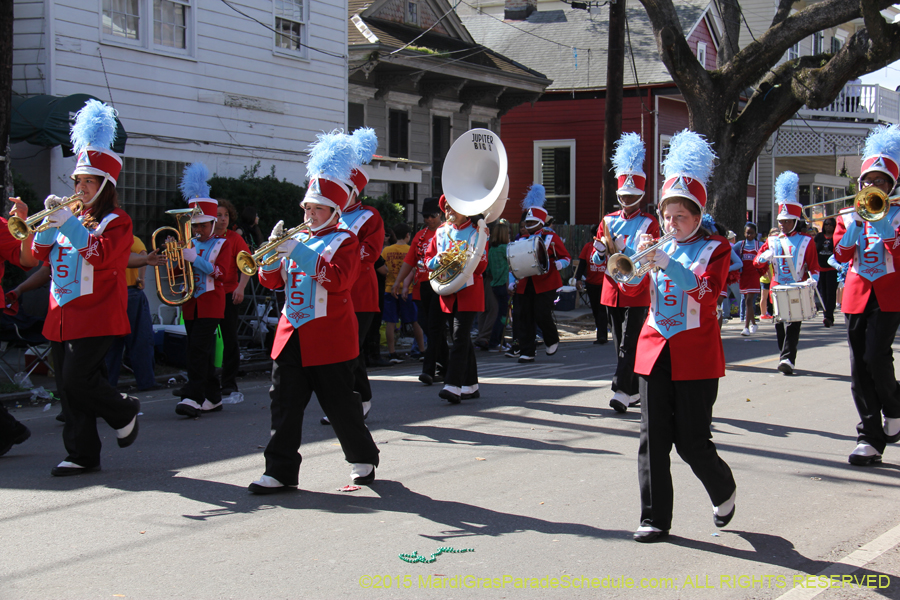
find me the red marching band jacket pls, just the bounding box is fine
[513,228,571,294]
[597,210,660,307]
[32,207,133,342]
[752,232,820,287]
[258,224,361,367]
[180,234,239,321]
[424,219,488,313]
[339,203,384,313]
[403,227,436,301]
[578,242,606,286]
[221,229,250,294]
[833,207,900,313]
[618,234,731,381]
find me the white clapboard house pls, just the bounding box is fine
[11,0,347,240]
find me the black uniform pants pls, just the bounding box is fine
[417,284,448,377]
[607,305,647,395]
[817,270,838,324]
[52,336,138,467]
[585,283,608,343]
[444,307,478,388]
[775,320,802,364]
[183,317,222,404]
[847,294,900,453]
[264,329,379,486]
[220,292,241,391]
[519,279,559,358]
[352,312,376,403]
[638,345,735,532]
[0,404,22,440]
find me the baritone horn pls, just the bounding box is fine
[236,223,313,276]
[607,231,677,284]
[151,207,199,306]
[8,192,85,241]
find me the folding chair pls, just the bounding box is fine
[0,311,53,384]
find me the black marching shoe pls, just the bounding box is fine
[439,388,461,404]
[633,527,669,543]
[419,373,434,386]
[461,391,480,400]
[351,464,376,485]
[714,506,735,528]
[51,461,101,477]
[116,397,140,448]
[0,423,31,456]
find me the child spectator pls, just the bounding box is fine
[382,224,424,363]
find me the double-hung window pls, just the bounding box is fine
[274,0,308,59]
[102,0,193,56]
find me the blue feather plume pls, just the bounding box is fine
[701,214,716,231]
[521,183,546,210]
[351,127,378,165]
[70,99,118,156]
[306,130,356,182]
[774,171,799,203]
[863,124,900,161]
[179,163,211,201]
[662,130,716,184]
[611,132,645,175]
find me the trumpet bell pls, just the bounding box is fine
[607,231,677,284]
[7,193,85,241]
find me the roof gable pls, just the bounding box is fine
[360,0,474,44]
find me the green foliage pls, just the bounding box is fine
[205,162,306,234]
[10,168,41,214]
[362,194,406,231]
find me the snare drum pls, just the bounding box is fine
[771,280,817,322]
[507,236,549,280]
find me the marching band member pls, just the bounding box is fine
[592,132,660,412]
[249,132,379,493]
[215,198,251,396]
[576,226,608,344]
[619,130,736,543]
[424,195,487,403]
[512,184,570,363]
[0,198,40,456]
[753,172,819,375]
[31,100,140,476]
[392,197,448,385]
[174,164,235,418]
[324,127,384,424]
[833,125,900,466]
[733,222,763,336]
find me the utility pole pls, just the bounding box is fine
[1,0,13,198]
[601,0,625,219]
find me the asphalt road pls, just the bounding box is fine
[2,316,900,600]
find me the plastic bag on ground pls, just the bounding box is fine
[222,392,244,405]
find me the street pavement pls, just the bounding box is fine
[2,315,900,599]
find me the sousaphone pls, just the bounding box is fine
[431,128,508,295]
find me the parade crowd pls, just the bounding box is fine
[2,99,900,544]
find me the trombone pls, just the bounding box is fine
[236,223,313,276]
[151,207,199,306]
[803,188,894,224]
[607,231,677,283]
[8,192,85,241]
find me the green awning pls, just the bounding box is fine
[11,94,127,157]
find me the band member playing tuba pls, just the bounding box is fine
[833,124,900,466]
[32,100,140,476]
[248,131,379,493]
[173,163,238,418]
[424,195,488,404]
[618,130,736,543]
[752,171,819,376]
[592,132,659,413]
[512,184,570,363]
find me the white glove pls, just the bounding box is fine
[554,260,566,271]
[851,211,864,226]
[42,206,73,229]
[181,247,198,263]
[615,236,627,252]
[274,238,299,263]
[757,249,773,263]
[43,195,64,210]
[592,239,607,254]
[269,220,285,242]
[651,247,670,270]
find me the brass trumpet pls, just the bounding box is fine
[607,231,677,284]
[151,207,199,306]
[428,240,469,284]
[236,223,313,276]
[8,192,85,241]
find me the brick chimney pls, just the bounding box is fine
[505,0,537,20]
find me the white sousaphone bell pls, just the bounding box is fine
[430,128,509,295]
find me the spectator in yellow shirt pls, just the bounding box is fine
[382,224,424,363]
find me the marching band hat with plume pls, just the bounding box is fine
[179,163,217,224]
[860,124,900,189]
[521,184,548,225]
[774,171,803,221]
[348,127,378,198]
[659,129,716,210]
[612,132,647,199]
[304,130,357,213]
[70,99,122,203]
